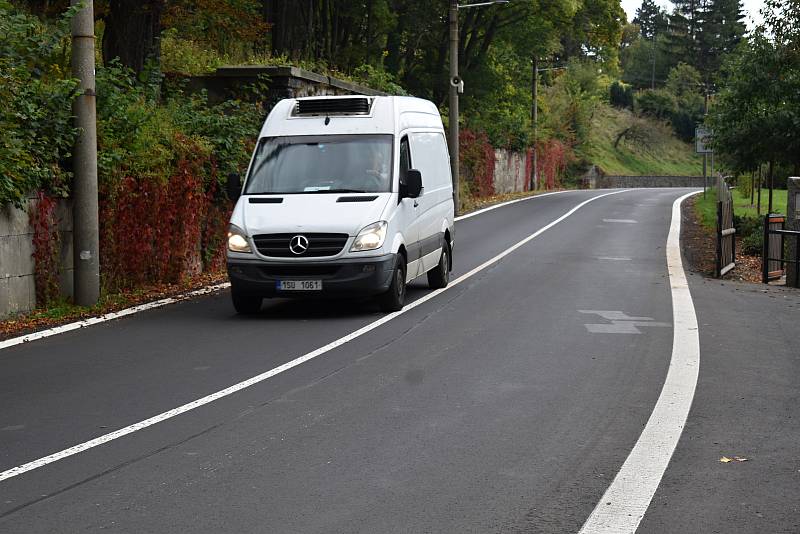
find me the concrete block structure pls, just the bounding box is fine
[0,197,73,319]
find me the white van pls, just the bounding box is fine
[225,95,455,314]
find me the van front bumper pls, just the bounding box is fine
[227,254,397,298]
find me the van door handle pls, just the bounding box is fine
[413,200,419,208]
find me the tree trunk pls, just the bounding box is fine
[102,0,164,75]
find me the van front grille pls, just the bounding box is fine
[252,233,349,258]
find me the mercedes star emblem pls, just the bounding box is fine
[289,235,309,255]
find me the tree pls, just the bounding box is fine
[633,0,667,40]
[102,0,165,75]
[708,0,800,173]
[697,0,746,80]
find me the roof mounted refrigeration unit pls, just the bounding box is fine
[294,97,374,117]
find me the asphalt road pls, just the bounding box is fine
[0,188,797,533]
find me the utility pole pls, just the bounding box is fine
[530,56,538,191]
[71,0,100,306]
[650,38,656,90]
[448,0,460,215]
[447,0,508,215]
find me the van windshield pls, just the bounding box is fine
[244,135,393,194]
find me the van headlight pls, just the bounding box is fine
[227,224,252,253]
[351,221,387,252]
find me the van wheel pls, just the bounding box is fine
[427,241,450,289]
[232,290,262,314]
[378,257,406,312]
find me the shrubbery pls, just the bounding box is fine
[1,2,266,297]
[609,81,633,109]
[630,63,704,143]
[0,1,79,207]
[93,61,264,289]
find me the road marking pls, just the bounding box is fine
[453,190,569,222]
[0,284,231,353]
[579,310,671,335]
[0,191,578,355]
[602,218,638,224]
[0,190,627,483]
[596,257,632,261]
[578,190,701,534]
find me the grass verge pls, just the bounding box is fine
[580,104,703,176]
[695,188,788,229]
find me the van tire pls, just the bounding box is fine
[378,257,406,312]
[427,241,450,289]
[232,291,262,314]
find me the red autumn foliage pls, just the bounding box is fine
[536,138,573,190]
[99,137,231,290]
[460,129,495,197]
[29,191,61,306]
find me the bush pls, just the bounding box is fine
[734,215,763,256]
[670,110,696,142]
[610,81,633,109]
[0,2,79,207]
[736,175,755,199]
[352,65,408,96]
[635,88,676,120]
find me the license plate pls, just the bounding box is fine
[277,280,323,291]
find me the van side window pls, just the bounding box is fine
[408,132,451,190]
[399,136,411,188]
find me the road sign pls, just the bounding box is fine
[696,127,713,154]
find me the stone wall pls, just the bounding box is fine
[589,174,705,189]
[492,149,531,193]
[0,197,73,319]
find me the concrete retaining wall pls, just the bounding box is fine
[492,149,530,194]
[590,174,705,189]
[0,197,73,319]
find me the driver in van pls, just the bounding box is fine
[362,147,389,191]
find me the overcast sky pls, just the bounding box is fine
[619,0,766,29]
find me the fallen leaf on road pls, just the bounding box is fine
[720,456,749,463]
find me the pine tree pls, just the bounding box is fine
[633,0,667,40]
[702,0,746,79]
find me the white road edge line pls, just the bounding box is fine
[0,284,232,352]
[0,189,626,483]
[578,190,702,534]
[453,190,569,222]
[0,190,573,354]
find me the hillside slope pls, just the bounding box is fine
[579,104,703,176]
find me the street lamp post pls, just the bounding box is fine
[448,0,509,215]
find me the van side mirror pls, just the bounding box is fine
[226,173,242,202]
[405,169,423,199]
